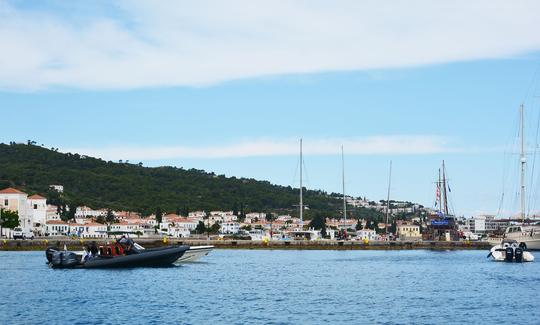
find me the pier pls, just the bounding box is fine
[0,238,491,251]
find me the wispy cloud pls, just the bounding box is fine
[1,0,540,90]
[63,135,458,160]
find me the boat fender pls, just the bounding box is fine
[505,247,514,262]
[519,242,527,250]
[515,248,524,263]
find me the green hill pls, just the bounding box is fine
[0,142,383,219]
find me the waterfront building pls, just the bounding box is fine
[397,224,422,241]
[357,229,378,241]
[0,188,34,236]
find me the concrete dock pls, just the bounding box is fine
[0,238,492,251]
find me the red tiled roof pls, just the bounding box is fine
[29,194,46,200]
[0,187,26,194]
[46,220,69,225]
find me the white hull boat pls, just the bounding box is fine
[174,245,214,264]
[488,240,534,262]
[488,226,540,250]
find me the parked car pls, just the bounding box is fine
[13,227,35,240]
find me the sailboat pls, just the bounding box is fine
[490,104,540,250]
[429,161,459,241]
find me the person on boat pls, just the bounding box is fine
[118,235,135,254]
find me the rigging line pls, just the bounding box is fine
[527,104,540,216]
[501,109,522,217]
[301,157,311,190]
[291,155,300,191]
[522,60,540,104]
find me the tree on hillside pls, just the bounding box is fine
[210,222,220,234]
[195,221,206,234]
[60,203,77,222]
[265,213,276,238]
[155,207,163,224]
[309,214,327,238]
[106,209,116,224]
[0,209,20,234]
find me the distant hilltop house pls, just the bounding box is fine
[49,185,64,193]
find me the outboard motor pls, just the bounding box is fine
[505,246,514,262]
[45,247,58,263]
[514,247,524,263]
[49,251,80,268]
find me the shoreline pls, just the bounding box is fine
[0,238,492,251]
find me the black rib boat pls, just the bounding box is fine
[46,241,188,268]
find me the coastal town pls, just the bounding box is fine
[1,185,534,243]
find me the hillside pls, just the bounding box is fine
[0,143,384,219]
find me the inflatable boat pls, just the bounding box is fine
[46,241,188,268]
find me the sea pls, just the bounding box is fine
[1,249,539,324]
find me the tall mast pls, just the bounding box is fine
[342,145,346,223]
[385,160,392,235]
[299,138,303,227]
[442,160,449,216]
[438,168,442,214]
[520,104,526,223]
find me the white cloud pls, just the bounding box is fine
[63,135,455,160]
[1,0,540,90]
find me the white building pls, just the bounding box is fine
[75,206,107,218]
[49,185,64,193]
[28,194,47,234]
[220,222,240,234]
[468,215,500,233]
[0,188,33,236]
[357,229,378,241]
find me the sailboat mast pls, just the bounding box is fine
[385,160,392,235]
[442,161,449,216]
[299,138,303,227]
[520,104,526,223]
[438,168,442,213]
[342,145,346,223]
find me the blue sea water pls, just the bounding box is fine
[0,249,539,324]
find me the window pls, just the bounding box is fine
[34,204,38,209]
[4,199,7,206]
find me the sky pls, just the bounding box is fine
[2,0,540,216]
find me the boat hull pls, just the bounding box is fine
[84,246,188,268]
[174,246,214,264]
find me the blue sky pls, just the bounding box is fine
[1,1,540,216]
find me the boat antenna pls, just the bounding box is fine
[520,103,526,223]
[385,160,392,236]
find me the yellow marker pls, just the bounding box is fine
[2,239,6,245]
[163,236,168,244]
[363,238,369,245]
[44,239,48,245]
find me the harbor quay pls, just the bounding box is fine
[0,238,491,251]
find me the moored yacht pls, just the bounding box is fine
[489,225,540,250]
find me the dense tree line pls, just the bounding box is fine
[0,143,353,218]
